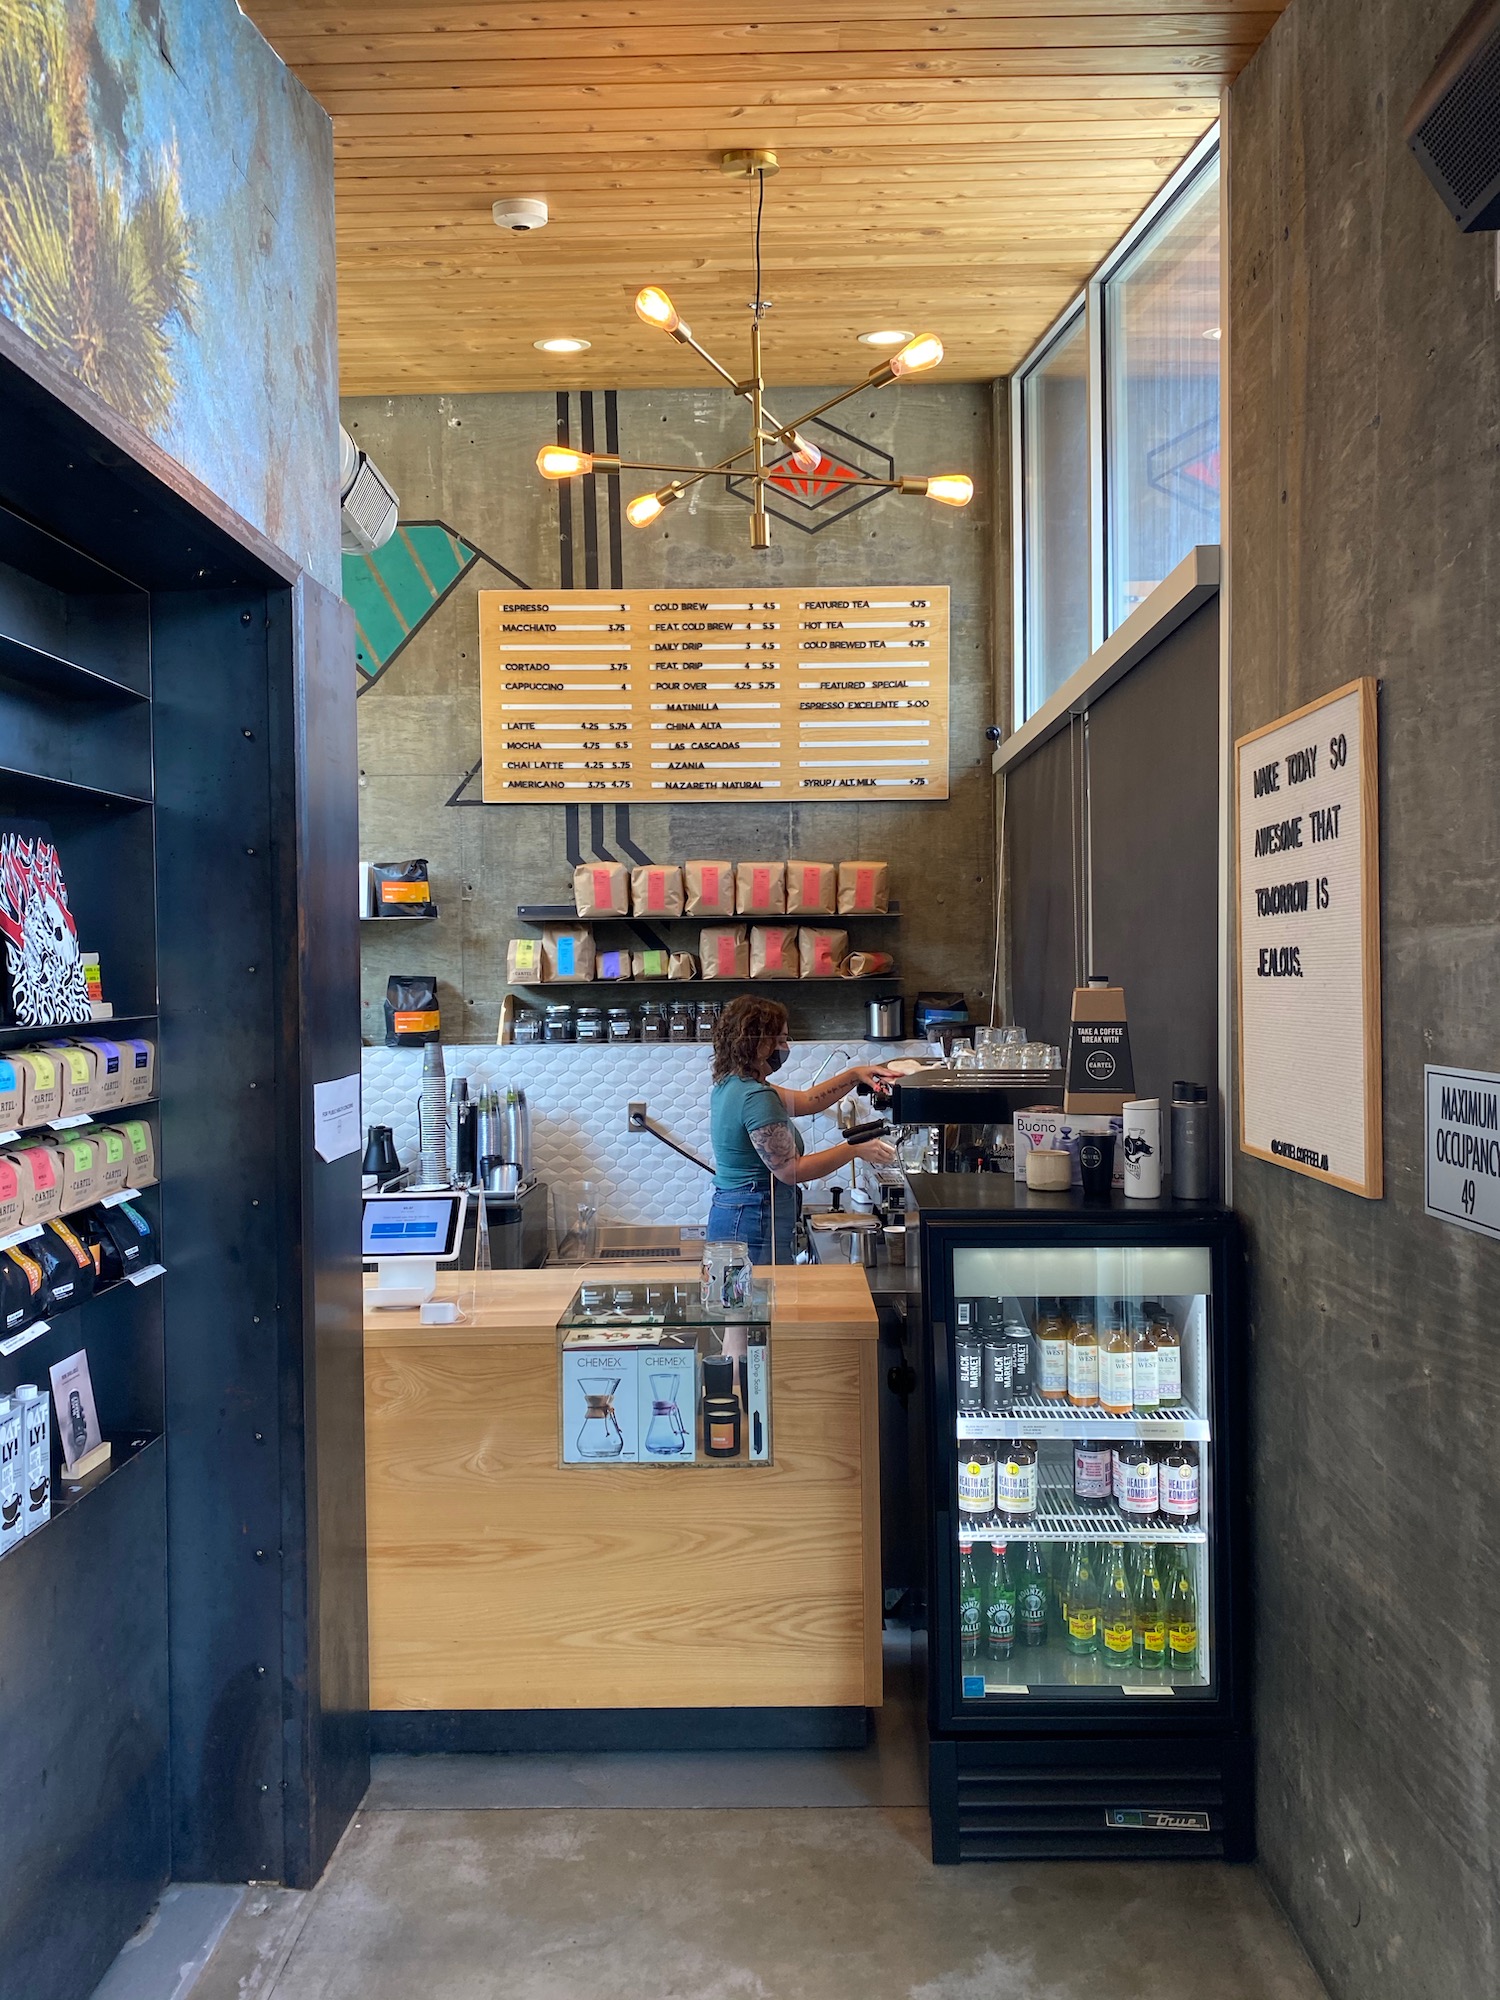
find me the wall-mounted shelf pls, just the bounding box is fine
[517,902,899,924]
[360,911,439,923]
[0,631,150,707]
[0,760,151,811]
[0,1012,157,1052]
[510,977,899,992]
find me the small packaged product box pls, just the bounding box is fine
[635,1345,697,1464]
[0,1156,23,1236]
[0,1396,23,1556]
[1013,1109,1123,1188]
[597,949,633,981]
[749,926,798,979]
[632,948,670,980]
[837,860,890,914]
[798,927,848,979]
[573,861,630,918]
[542,928,597,983]
[1062,977,1134,1116]
[0,1056,22,1131]
[684,860,735,918]
[73,1039,127,1111]
[699,926,749,980]
[6,1143,62,1222]
[17,1383,49,1534]
[560,1344,641,1464]
[630,865,685,918]
[13,1050,62,1126]
[90,1125,130,1196]
[785,862,838,915]
[506,936,544,985]
[120,1037,156,1105]
[41,1043,94,1118]
[735,861,785,916]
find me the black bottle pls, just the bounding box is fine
[701,1354,742,1458]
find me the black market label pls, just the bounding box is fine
[1065,1022,1135,1095]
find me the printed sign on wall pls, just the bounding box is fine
[1236,678,1381,1198]
[1425,1066,1500,1242]
[478,586,949,803]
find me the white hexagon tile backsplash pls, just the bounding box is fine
[360,1039,926,1227]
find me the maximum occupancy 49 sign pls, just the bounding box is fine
[478,586,949,803]
[1236,678,1382,1198]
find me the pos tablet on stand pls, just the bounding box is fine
[363,1189,469,1308]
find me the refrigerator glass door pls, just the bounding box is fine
[949,1243,1215,1703]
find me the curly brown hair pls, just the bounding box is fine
[712,994,789,1083]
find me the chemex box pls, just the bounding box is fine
[636,1345,696,1464]
[560,1342,642,1464]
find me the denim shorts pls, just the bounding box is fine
[706,1181,798,1266]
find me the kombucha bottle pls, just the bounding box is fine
[1098,1298,1134,1416]
[1066,1301,1099,1408]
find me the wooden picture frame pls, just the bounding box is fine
[1235,677,1382,1198]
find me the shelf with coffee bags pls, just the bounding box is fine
[0,1013,158,1053]
[516,904,900,924]
[0,1195,164,1360]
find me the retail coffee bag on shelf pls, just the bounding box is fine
[573,861,630,918]
[630,865,685,918]
[91,1124,130,1195]
[798,928,849,979]
[5,1143,62,1222]
[506,936,544,986]
[750,926,798,979]
[837,861,890,914]
[38,1218,96,1314]
[0,1246,42,1338]
[384,974,441,1047]
[785,862,838,915]
[13,1050,62,1125]
[735,862,786,916]
[55,1133,102,1210]
[41,1043,93,1118]
[371,859,436,917]
[632,948,670,980]
[668,952,698,981]
[700,927,749,980]
[0,1056,21,1130]
[684,860,735,918]
[597,949,633,981]
[110,1118,157,1189]
[542,928,597,982]
[72,1039,127,1111]
[0,1157,21,1236]
[841,951,895,977]
[120,1037,155,1104]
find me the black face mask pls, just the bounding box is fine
[765,1044,789,1073]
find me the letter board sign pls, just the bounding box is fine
[1235,678,1381,1198]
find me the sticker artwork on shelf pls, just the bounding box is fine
[0,820,92,1029]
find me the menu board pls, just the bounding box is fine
[479,586,949,803]
[1236,678,1381,1198]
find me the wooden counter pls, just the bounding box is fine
[363,1265,882,1716]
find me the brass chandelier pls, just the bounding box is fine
[535,150,973,548]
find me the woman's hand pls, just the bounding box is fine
[852,1137,897,1167]
[848,1064,897,1092]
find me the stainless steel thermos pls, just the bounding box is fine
[1171,1081,1211,1200]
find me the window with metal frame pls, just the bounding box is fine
[1019,310,1091,720]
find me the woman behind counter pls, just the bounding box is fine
[708,995,897,1266]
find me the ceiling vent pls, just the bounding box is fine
[1405,0,1500,229]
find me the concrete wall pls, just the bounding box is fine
[1229,3,1500,1994]
[344,383,999,1045]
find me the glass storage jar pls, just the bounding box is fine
[668,1001,696,1043]
[575,1006,606,1043]
[512,1006,543,1043]
[695,1001,721,1042]
[544,1003,575,1043]
[607,1005,635,1042]
[638,1001,667,1042]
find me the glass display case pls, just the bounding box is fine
[557,1274,773,1468]
[913,1180,1250,1863]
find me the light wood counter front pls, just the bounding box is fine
[364,1265,882,1714]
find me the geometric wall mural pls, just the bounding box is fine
[344,519,524,690]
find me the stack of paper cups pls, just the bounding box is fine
[1122,1099,1162,1199]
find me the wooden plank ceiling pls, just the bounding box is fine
[245,1,1286,393]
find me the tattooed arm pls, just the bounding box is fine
[774,1063,896,1118]
[750,1121,895,1185]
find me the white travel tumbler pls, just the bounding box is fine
[1121,1099,1162,1199]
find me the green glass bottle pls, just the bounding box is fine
[959,1539,982,1662]
[1065,1542,1099,1655]
[1134,1543,1167,1668]
[1168,1550,1199,1673]
[1017,1542,1049,1648]
[1100,1541,1134,1669]
[984,1542,1017,1661]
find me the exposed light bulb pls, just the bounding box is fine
[537,445,590,479]
[890,332,944,377]
[790,432,822,473]
[635,286,681,333]
[924,474,973,507]
[626,482,683,528]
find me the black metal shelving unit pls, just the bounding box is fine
[0,321,366,2000]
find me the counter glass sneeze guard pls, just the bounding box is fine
[558,1268,774,1469]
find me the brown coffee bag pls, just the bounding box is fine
[735,861,786,915]
[630,865,685,918]
[700,927,749,980]
[596,948,633,981]
[121,1037,156,1105]
[668,953,699,981]
[55,1133,102,1211]
[93,1124,131,1195]
[841,951,895,977]
[74,1039,127,1111]
[543,928,597,982]
[572,861,630,918]
[684,860,735,918]
[785,861,838,915]
[0,1056,22,1131]
[13,1051,62,1125]
[0,1158,21,1236]
[798,927,848,979]
[506,936,545,985]
[750,926,798,979]
[632,948,671,980]
[5,1143,63,1222]
[837,860,890,914]
[42,1043,94,1118]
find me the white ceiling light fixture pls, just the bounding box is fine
[534,153,970,549]
[493,196,549,232]
[1202,325,1223,339]
[533,337,591,353]
[858,328,915,348]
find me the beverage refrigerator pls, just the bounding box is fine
[911,1177,1252,1863]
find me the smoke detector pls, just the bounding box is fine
[492,197,549,232]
